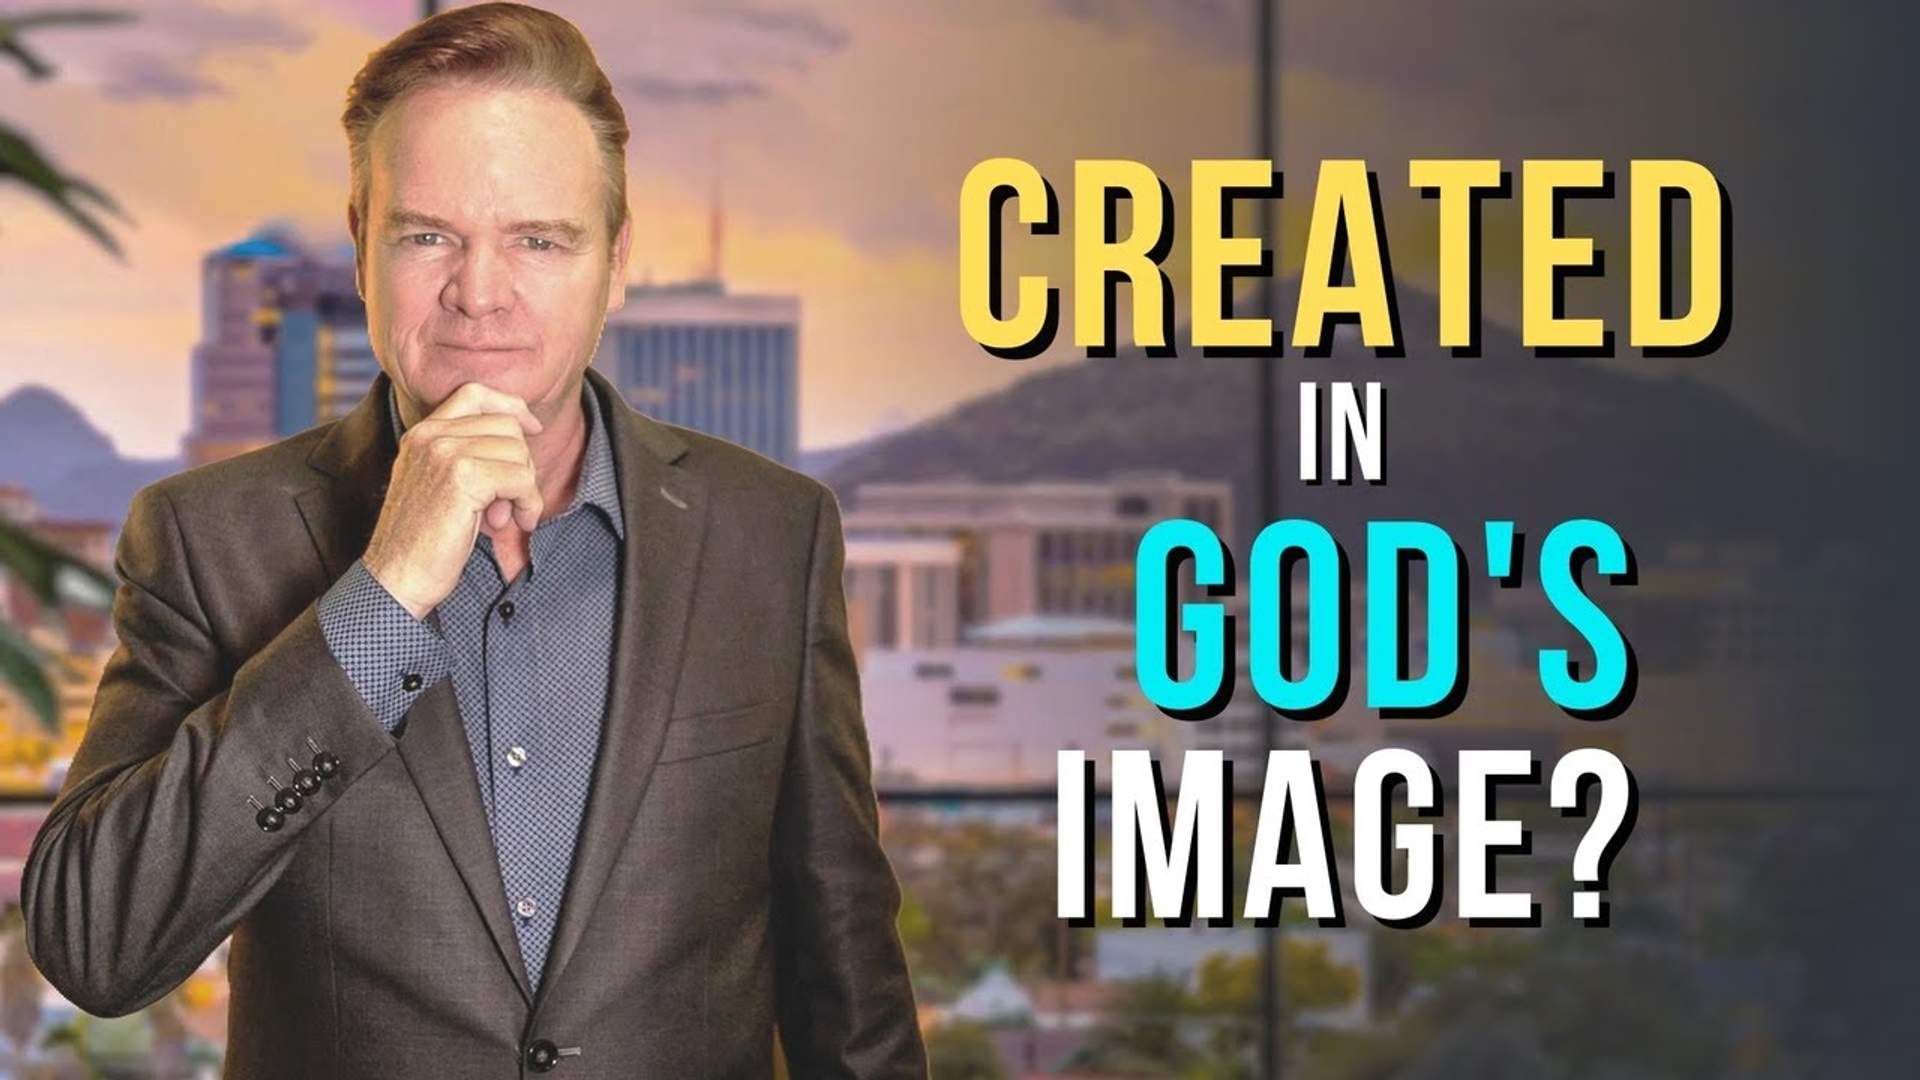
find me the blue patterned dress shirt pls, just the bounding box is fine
[316,383,623,993]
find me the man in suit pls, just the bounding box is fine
[19,4,928,1076]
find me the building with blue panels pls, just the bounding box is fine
[187,230,375,465]
[595,279,800,466]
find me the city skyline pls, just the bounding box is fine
[4,0,1207,459]
[0,5,1907,1078]
[0,0,1886,467]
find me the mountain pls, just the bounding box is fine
[797,440,871,482]
[0,384,180,523]
[822,284,1853,556]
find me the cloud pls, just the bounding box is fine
[28,0,312,102]
[99,51,222,101]
[705,4,851,54]
[586,2,850,110]
[162,1,310,51]
[1049,0,1244,56]
[1043,0,1764,125]
[620,72,768,106]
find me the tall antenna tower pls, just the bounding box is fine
[703,179,726,284]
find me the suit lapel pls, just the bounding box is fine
[535,368,710,1005]
[395,678,538,1002]
[293,373,392,586]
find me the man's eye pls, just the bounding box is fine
[406,233,446,247]
[522,236,557,252]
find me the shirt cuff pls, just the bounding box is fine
[316,558,451,735]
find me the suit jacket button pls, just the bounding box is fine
[525,1039,559,1072]
[312,750,341,779]
[256,807,285,832]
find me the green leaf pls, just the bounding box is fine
[0,516,115,610]
[0,618,58,733]
[0,123,128,259]
[0,9,138,81]
[1,8,141,260]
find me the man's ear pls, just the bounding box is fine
[605,214,633,314]
[347,201,366,301]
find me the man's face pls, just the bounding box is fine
[352,81,630,421]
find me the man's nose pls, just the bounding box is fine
[442,243,514,318]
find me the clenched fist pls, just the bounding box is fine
[362,382,545,618]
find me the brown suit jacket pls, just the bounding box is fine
[20,368,929,1078]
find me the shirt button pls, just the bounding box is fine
[499,599,516,621]
[400,672,423,692]
[506,745,528,769]
[516,898,539,919]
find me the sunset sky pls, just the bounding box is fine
[0,0,1897,463]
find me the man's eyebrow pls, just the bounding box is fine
[384,209,456,233]
[504,218,586,243]
[383,210,585,244]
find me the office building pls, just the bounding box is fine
[596,279,800,466]
[858,616,1181,787]
[843,471,1232,631]
[185,230,374,465]
[844,536,963,656]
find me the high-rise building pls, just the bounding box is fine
[185,230,374,466]
[273,263,377,438]
[186,233,299,465]
[595,279,800,466]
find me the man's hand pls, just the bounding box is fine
[362,382,544,618]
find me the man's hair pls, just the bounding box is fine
[342,2,630,248]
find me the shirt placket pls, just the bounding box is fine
[442,548,497,817]
[485,554,551,986]
[499,526,579,991]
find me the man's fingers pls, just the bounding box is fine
[408,412,528,442]
[453,457,545,526]
[427,381,544,434]
[424,434,532,467]
[485,499,514,531]
[508,499,538,533]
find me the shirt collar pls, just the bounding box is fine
[385,380,625,542]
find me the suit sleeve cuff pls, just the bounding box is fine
[315,558,451,734]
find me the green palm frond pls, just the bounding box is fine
[0,517,115,609]
[0,618,59,733]
[0,8,137,730]
[0,124,129,259]
[0,518,114,733]
[0,8,137,259]
[0,9,136,80]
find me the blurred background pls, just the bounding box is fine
[0,0,1914,1076]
